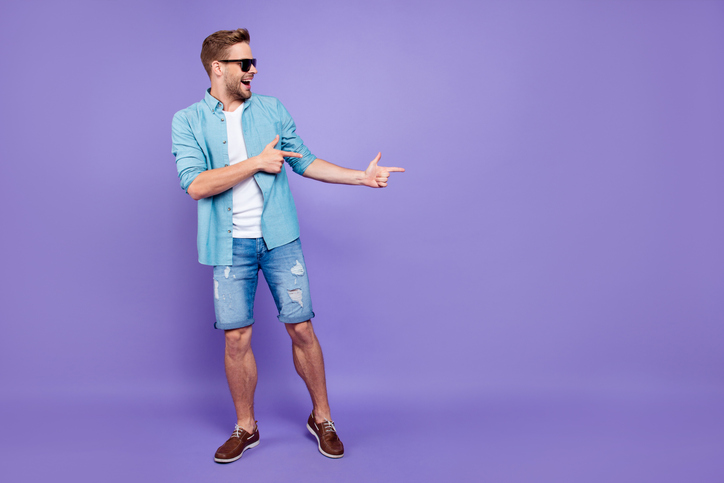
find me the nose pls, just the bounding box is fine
[249,63,258,74]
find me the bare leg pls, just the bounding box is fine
[285,321,332,423]
[224,326,257,432]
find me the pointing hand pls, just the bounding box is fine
[361,152,405,188]
[257,135,303,174]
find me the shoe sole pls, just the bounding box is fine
[306,423,344,459]
[214,440,260,463]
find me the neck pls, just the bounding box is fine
[209,86,246,112]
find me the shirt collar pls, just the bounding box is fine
[204,88,253,113]
[204,89,222,113]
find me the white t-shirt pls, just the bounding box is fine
[223,104,264,238]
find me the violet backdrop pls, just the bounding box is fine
[1,0,723,482]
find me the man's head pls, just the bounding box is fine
[202,29,257,103]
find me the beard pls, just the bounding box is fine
[224,73,250,101]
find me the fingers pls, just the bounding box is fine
[367,152,403,187]
[264,135,302,158]
[265,135,280,149]
[280,151,303,158]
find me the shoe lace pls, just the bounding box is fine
[322,419,337,433]
[232,424,244,438]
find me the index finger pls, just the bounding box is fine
[383,167,405,172]
[280,151,303,158]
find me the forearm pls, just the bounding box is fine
[302,158,365,185]
[187,158,260,200]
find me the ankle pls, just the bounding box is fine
[313,408,332,423]
[237,419,257,433]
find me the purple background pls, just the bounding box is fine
[1,0,723,481]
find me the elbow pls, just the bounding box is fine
[187,181,204,201]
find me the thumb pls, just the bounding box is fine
[369,152,381,167]
[366,152,381,174]
[265,135,280,149]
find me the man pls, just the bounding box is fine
[171,29,404,464]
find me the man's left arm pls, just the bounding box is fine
[277,99,404,187]
[302,155,405,188]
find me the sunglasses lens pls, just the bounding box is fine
[241,59,257,72]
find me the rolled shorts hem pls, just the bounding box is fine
[278,311,315,324]
[214,318,255,330]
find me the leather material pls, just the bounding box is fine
[307,412,344,457]
[214,425,259,462]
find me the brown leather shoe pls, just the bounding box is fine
[214,423,260,463]
[307,412,344,458]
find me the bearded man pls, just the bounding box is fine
[171,28,404,463]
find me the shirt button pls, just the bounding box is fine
[224,164,229,167]
[227,207,231,211]
[228,230,231,233]
[221,118,225,122]
[223,140,226,144]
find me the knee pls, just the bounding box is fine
[225,327,252,357]
[286,320,315,346]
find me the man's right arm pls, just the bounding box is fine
[187,135,303,200]
[186,159,259,201]
[172,111,302,201]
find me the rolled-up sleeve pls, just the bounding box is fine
[277,100,316,175]
[172,111,207,193]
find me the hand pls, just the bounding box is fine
[361,152,405,188]
[256,135,303,174]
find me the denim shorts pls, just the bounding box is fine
[213,237,315,330]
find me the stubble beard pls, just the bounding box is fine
[224,73,250,102]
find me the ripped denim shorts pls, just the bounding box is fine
[212,237,315,330]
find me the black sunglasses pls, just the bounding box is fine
[218,58,257,72]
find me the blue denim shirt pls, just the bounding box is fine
[172,90,316,266]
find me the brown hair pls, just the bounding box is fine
[200,28,250,76]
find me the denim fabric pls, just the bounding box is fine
[212,237,315,330]
[172,90,317,266]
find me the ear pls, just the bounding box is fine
[211,60,224,78]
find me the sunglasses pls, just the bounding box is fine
[218,58,257,72]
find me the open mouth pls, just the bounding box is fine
[241,79,251,86]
